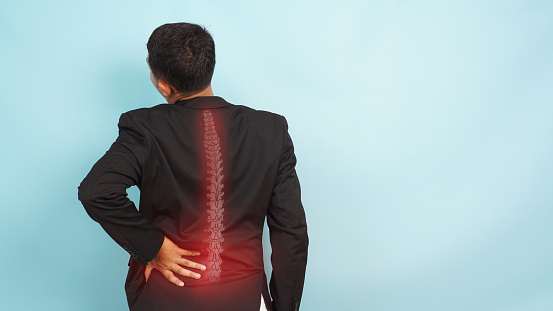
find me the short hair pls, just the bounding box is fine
[147,22,216,97]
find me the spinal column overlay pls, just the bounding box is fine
[201,109,225,283]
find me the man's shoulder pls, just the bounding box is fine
[120,104,177,125]
[231,105,287,133]
[123,103,169,117]
[233,104,284,120]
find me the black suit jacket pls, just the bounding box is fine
[78,96,308,311]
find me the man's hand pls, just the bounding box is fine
[144,236,206,286]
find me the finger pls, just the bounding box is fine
[163,270,185,287]
[172,264,201,280]
[178,257,206,271]
[179,248,201,256]
[144,265,153,282]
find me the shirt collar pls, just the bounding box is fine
[174,96,233,109]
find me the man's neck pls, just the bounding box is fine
[167,85,214,104]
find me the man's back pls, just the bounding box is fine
[78,96,308,311]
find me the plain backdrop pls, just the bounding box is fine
[1,1,552,310]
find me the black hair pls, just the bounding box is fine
[147,22,215,97]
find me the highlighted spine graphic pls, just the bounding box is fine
[202,110,225,283]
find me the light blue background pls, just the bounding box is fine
[1,1,552,310]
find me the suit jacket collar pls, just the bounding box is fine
[174,96,233,109]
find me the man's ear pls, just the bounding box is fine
[157,80,174,98]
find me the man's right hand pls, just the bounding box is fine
[144,236,206,286]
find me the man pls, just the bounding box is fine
[78,22,308,311]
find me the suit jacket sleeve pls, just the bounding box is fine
[77,112,165,265]
[268,116,309,311]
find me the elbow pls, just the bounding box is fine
[291,224,309,253]
[299,227,309,251]
[77,179,92,205]
[78,179,99,220]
